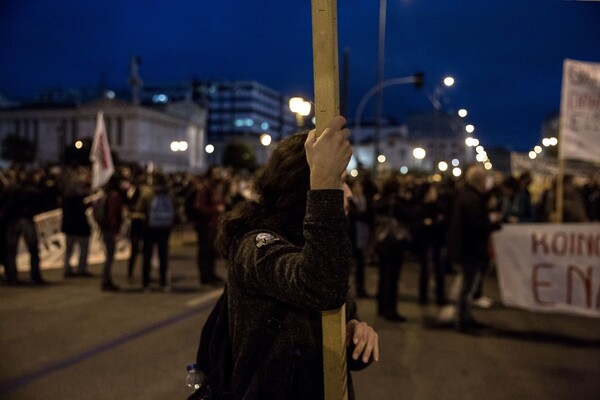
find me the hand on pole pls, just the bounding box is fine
[346,319,379,364]
[305,116,352,190]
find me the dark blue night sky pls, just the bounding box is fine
[1,0,599,152]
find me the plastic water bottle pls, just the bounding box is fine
[185,363,204,391]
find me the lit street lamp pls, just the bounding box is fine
[289,97,312,128]
[260,133,272,146]
[413,147,426,160]
[170,140,188,170]
[170,140,188,152]
[413,147,426,169]
[429,76,455,110]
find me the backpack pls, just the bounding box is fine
[188,286,288,400]
[375,199,410,245]
[147,193,174,228]
[189,288,234,400]
[92,194,107,228]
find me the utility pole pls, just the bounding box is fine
[374,0,387,171]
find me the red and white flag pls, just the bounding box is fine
[89,111,114,190]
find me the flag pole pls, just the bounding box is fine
[311,1,348,400]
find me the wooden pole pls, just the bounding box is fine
[311,1,348,400]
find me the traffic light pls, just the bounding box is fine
[413,71,425,89]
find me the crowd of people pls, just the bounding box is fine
[0,155,598,327]
[0,164,253,291]
[346,166,598,329]
[2,119,598,399]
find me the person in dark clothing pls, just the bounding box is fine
[99,175,124,291]
[512,171,533,223]
[190,168,225,285]
[137,172,174,292]
[2,172,46,285]
[126,174,146,282]
[448,165,501,332]
[412,183,447,306]
[347,178,373,297]
[215,116,378,400]
[61,167,92,277]
[373,174,412,322]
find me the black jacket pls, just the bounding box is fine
[61,194,91,236]
[447,184,499,262]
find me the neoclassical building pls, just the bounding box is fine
[0,96,208,171]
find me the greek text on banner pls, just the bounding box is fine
[492,224,600,318]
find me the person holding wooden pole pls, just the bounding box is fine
[216,116,379,399]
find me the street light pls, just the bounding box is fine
[289,97,312,128]
[260,133,272,146]
[458,109,468,118]
[413,147,426,160]
[443,76,455,87]
[430,76,455,110]
[170,141,188,152]
[354,75,422,132]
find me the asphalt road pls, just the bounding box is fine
[1,241,599,400]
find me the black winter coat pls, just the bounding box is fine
[447,184,499,262]
[227,190,361,400]
[61,194,91,236]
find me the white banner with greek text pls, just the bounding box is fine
[559,59,600,163]
[16,209,130,272]
[492,224,600,318]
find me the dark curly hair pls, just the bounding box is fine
[216,131,310,257]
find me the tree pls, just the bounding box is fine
[1,133,37,165]
[221,141,257,172]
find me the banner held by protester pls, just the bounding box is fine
[559,59,600,164]
[493,223,600,319]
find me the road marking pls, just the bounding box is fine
[0,289,222,396]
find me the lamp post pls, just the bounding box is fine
[353,75,421,169]
[374,0,387,171]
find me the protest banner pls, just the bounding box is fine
[559,59,600,163]
[17,209,130,272]
[493,224,600,318]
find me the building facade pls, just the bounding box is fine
[139,80,298,167]
[0,97,207,172]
